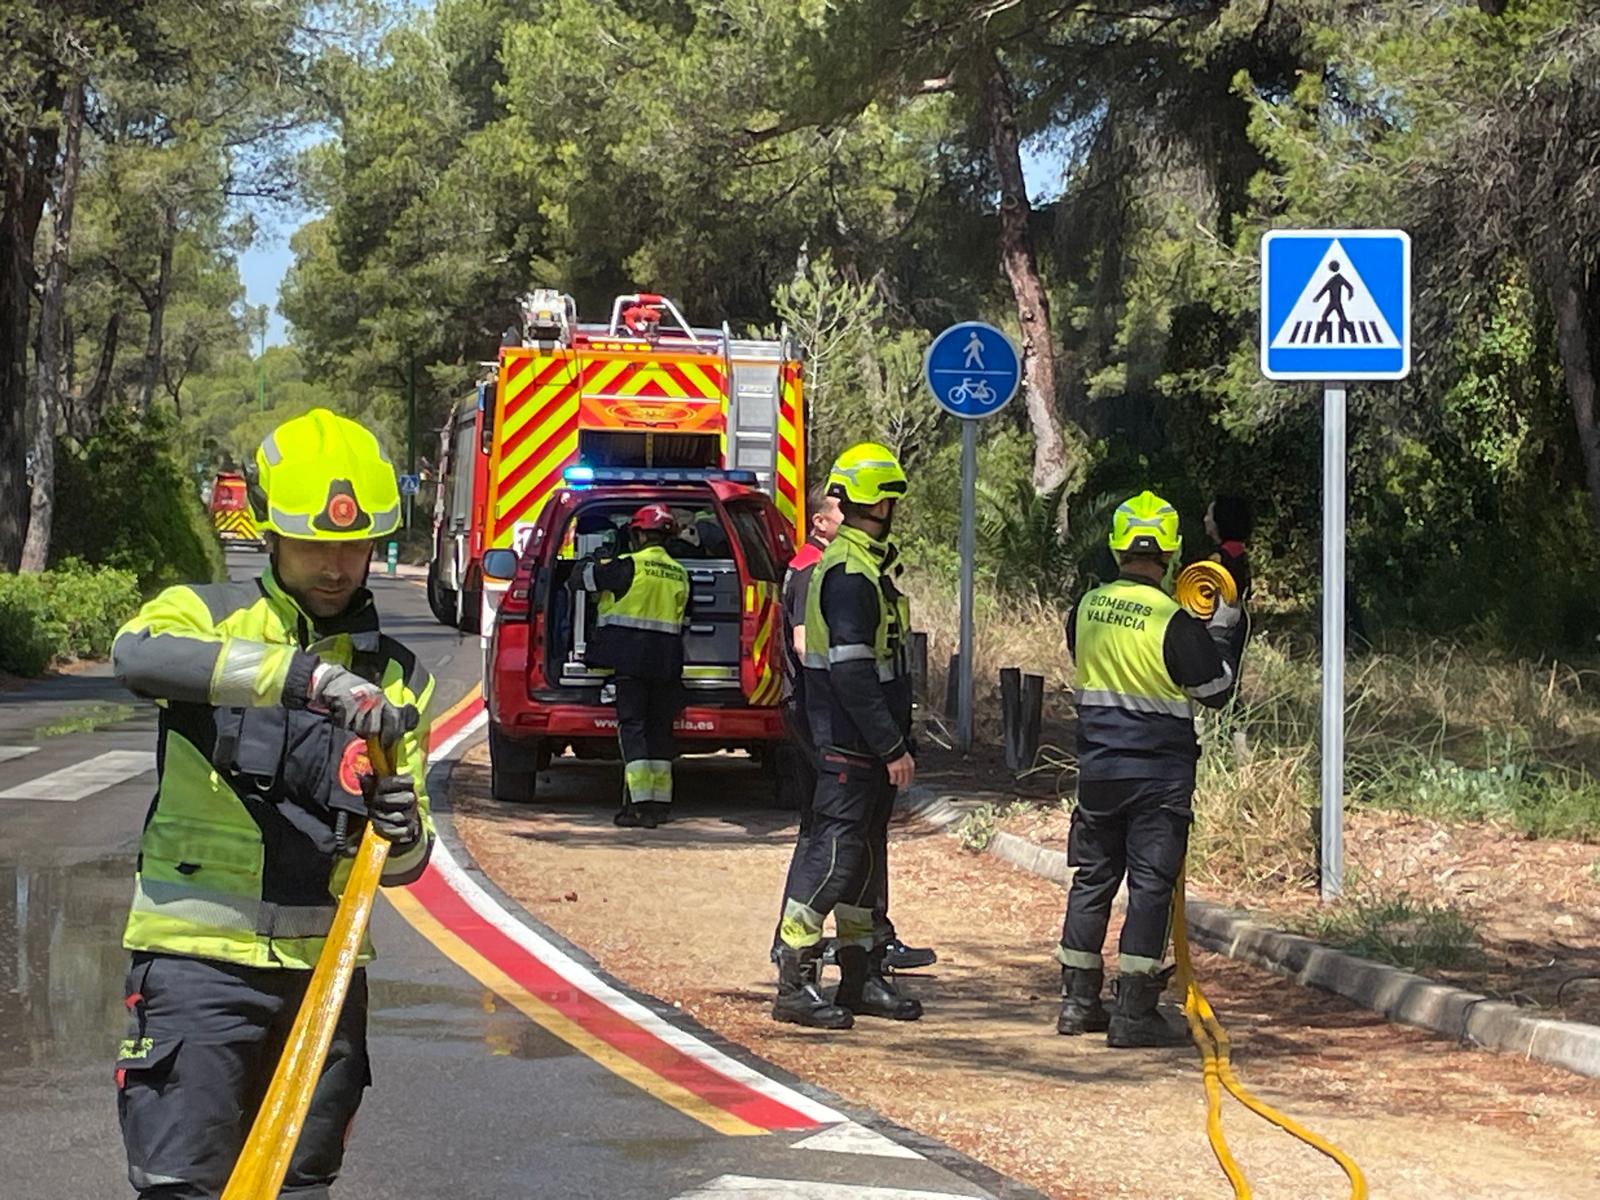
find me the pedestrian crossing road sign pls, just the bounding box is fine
[1260,229,1411,381]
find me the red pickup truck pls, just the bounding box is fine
[482,467,793,803]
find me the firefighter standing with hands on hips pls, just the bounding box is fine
[110,409,435,1198]
[1054,490,1243,1047]
[772,443,923,1029]
[571,503,690,829]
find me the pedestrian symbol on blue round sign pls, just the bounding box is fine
[924,322,1020,419]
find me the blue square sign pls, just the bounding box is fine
[1261,229,1411,381]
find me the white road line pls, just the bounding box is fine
[0,746,39,764]
[672,1176,976,1199]
[0,749,155,802]
[792,1122,924,1160]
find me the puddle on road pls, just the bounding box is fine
[31,703,138,739]
[370,978,577,1061]
[0,858,130,1073]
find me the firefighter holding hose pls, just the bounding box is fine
[110,409,434,1197]
[1054,490,1244,1047]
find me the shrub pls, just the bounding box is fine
[0,563,141,675]
[51,407,224,591]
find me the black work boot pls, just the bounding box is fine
[613,803,658,829]
[881,938,937,972]
[1055,966,1110,1036]
[1107,971,1189,1048]
[835,945,923,1021]
[773,945,854,1029]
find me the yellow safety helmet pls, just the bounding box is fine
[249,408,402,541]
[1108,490,1181,557]
[826,442,908,505]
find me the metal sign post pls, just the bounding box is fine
[1320,383,1346,901]
[924,322,1021,754]
[1261,229,1411,901]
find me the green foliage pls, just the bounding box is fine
[0,563,140,675]
[51,410,224,591]
[1296,893,1482,974]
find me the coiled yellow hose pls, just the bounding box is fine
[1174,560,1238,619]
[1172,869,1368,1198]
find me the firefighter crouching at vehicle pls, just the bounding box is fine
[110,408,434,1198]
[1054,490,1243,1048]
[572,503,690,829]
[772,443,922,1029]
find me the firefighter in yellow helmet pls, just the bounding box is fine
[110,408,434,1197]
[772,442,922,1029]
[1054,490,1243,1047]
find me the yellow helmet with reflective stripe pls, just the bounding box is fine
[1108,490,1181,556]
[827,442,908,505]
[250,408,401,541]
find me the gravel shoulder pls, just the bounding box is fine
[452,745,1600,1200]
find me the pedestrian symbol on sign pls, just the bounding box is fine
[1260,229,1410,380]
[1270,239,1400,351]
[963,331,985,370]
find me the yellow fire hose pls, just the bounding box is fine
[1170,562,1366,1196]
[1172,873,1368,1199]
[221,740,394,1200]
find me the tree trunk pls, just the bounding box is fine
[138,204,177,415]
[0,112,59,570]
[72,309,121,441]
[21,80,85,572]
[981,48,1071,497]
[1551,262,1600,542]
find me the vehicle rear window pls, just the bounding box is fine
[725,501,781,582]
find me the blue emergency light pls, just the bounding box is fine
[561,465,758,487]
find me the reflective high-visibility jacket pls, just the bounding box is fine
[802,524,912,764]
[1067,574,1234,782]
[579,544,688,681]
[112,567,435,969]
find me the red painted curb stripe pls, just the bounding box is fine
[404,866,818,1131]
[416,691,819,1132]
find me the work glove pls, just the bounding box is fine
[302,662,418,746]
[1207,599,1244,632]
[359,772,421,846]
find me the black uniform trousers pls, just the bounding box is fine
[1060,776,1194,967]
[615,674,680,806]
[117,951,369,1199]
[779,748,896,948]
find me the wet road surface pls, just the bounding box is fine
[0,554,1027,1199]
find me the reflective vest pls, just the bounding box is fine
[1074,578,1191,717]
[113,568,435,970]
[596,544,689,635]
[802,525,910,681]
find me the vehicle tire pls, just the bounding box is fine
[458,585,482,635]
[757,744,793,809]
[489,725,541,804]
[427,563,458,626]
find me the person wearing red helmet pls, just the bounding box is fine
[571,502,690,827]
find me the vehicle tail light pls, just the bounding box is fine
[499,563,533,618]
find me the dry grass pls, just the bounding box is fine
[908,572,1600,891]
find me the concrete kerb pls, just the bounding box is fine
[898,785,1600,1080]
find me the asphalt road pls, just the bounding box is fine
[0,550,1023,1200]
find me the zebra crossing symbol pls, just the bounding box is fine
[1261,230,1411,381]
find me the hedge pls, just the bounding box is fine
[0,561,141,676]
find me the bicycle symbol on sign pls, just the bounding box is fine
[946,378,996,408]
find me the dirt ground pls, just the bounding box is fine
[452,746,1600,1200]
[970,767,1600,1022]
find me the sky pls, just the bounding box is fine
[235,143,1064,349]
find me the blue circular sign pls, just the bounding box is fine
[924,322,1020,419]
